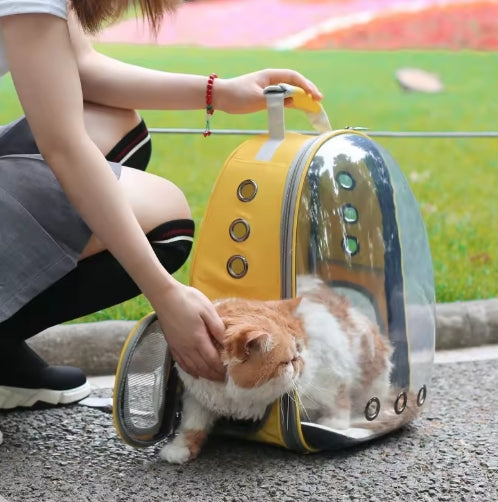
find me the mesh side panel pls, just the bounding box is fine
[122,323,169,438]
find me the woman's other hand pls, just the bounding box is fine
[213,68,323,115]
[154,281,226,381]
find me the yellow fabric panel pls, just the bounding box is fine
[190,132,309,301]
[248,400,287,448]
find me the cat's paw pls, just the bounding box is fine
[159,438,192,464]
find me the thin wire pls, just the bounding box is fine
[149,127,498,138]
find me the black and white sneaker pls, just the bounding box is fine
[0,365,91,409]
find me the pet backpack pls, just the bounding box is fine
[113,85,436,452]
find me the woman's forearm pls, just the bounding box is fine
[79,52,209,111]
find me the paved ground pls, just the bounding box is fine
[0,348,496,502]
[97,0,474,48]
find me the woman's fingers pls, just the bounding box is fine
[216,68,323,114]
[171,350,198,380]
[172,343,224,382]
[265,69,323,101]
[154,282,227,381]
[201,303,226,345]
[198,337,226,380]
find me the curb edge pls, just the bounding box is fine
[28,299,498,376]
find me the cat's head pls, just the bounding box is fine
[216,298,306,395]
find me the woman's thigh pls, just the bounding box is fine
[79,166,191,259]
[82,102,141,156]
[0,102,141,158]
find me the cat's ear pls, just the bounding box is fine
[267,297,302,316]
[244,332,272,356]
[224,330,272,362]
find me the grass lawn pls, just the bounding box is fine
[1,46,496,321]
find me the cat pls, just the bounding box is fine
[160,276,393,464]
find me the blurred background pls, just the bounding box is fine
[1,0,496,321]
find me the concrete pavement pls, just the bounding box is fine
[0,348,497,501]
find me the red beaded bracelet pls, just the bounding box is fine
[203,73,218,137]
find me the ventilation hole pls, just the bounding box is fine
[237,179,258,202]
[365,397,380,421]
[394,391,408,415]
[417,385,427,407]
[342,236,359,256]
[229,219,251,242]
[336,171,355,190]
[227,255,248,279]
[341,204,358,224]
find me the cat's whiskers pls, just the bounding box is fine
[301,380,332,396]
[276,391,293,432]
[279,396,286,429]
[295,387,322,409]
[292,385,312,422]
[286,398,290,431]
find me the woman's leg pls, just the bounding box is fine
[0,106,190,409]
[0,167,194,408]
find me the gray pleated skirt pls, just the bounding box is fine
[0,117,121,322]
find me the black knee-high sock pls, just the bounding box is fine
[0,219,194,350]
[105,119,151,171]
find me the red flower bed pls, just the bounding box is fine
[304,2,498,50]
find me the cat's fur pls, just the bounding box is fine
[160,277,393,464]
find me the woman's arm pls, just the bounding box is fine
[68,13,322,113]
[0,13,225,380]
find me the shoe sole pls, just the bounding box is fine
[0,381,91,409]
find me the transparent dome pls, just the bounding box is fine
[291,132,435,446]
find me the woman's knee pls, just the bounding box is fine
[147,219,195,274]
[120,167,191,232]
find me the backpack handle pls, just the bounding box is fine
[263,84,332,140]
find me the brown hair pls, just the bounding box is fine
[70,0,181,34]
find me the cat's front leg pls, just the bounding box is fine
[159,391,217,464]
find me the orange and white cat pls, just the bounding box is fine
[160,277,392,464]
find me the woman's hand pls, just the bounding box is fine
[213,68,323,115]
[153,280,226,381]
